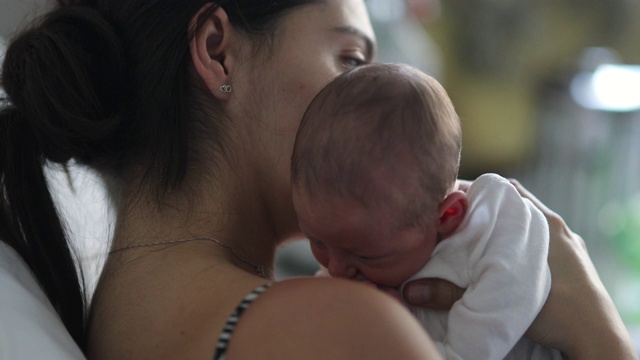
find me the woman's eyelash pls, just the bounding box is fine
[343,57,364,67]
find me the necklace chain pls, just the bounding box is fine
[109,236,266,278]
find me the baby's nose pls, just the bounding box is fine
[328,260,358,279]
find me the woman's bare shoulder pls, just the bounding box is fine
[225,277,442,360]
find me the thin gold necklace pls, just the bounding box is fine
[109,236,267,278]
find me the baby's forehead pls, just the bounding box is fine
[341,165,425,206]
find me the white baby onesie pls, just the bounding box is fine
[403,173,563,360]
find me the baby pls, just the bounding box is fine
[291,63,562,359]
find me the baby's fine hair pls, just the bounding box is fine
[292,63,462,227]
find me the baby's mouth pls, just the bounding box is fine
[357,278,377,287]
[374,284,403,302]
[357,278,402,301]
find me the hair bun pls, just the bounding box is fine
[1,5,127,163]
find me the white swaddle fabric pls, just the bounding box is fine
[0,241,85,360]
[403,174,563,360]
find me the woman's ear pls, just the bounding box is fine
[437,190,468,237]
[189,5,235,100]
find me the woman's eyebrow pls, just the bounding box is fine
[331,26,376,60]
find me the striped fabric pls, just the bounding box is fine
[214,284,271,359]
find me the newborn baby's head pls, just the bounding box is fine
[291,63,463,287]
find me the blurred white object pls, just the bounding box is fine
[570,47,640,112]
[46,163,111,298]
[368,0,406,22]
[571,64,640,112]
[275,239,318,279]
[1,37,5,98]
[368,0,443,78]
[0,242,85,359]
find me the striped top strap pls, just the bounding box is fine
[214,284,271,360]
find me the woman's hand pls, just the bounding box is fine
[402,279,465,310]
[403,178,637,359]
[509,179,637,359]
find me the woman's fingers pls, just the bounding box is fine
[508,179,636,358]
[507,179,555,215]
[402,278,465,310]
[508,178,587,251]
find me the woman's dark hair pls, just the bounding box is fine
[0,0,317,350]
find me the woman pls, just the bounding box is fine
[0,0,635,359]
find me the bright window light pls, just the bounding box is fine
[571,64,640,112]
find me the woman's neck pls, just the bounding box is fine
[110,166,281,277]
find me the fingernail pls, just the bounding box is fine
[406,286,432,304]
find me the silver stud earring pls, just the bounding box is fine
[220,84,232,93]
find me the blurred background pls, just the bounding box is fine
[1,0,639,354]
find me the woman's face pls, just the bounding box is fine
[235,0,376,239]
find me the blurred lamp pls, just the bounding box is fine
[571,64,640,112]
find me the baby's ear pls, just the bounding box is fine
[437,191,468,237]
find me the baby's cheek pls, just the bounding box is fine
[309,245,329,268]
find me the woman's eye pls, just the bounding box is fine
[341,55,366,69]
[343,58,362,67]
